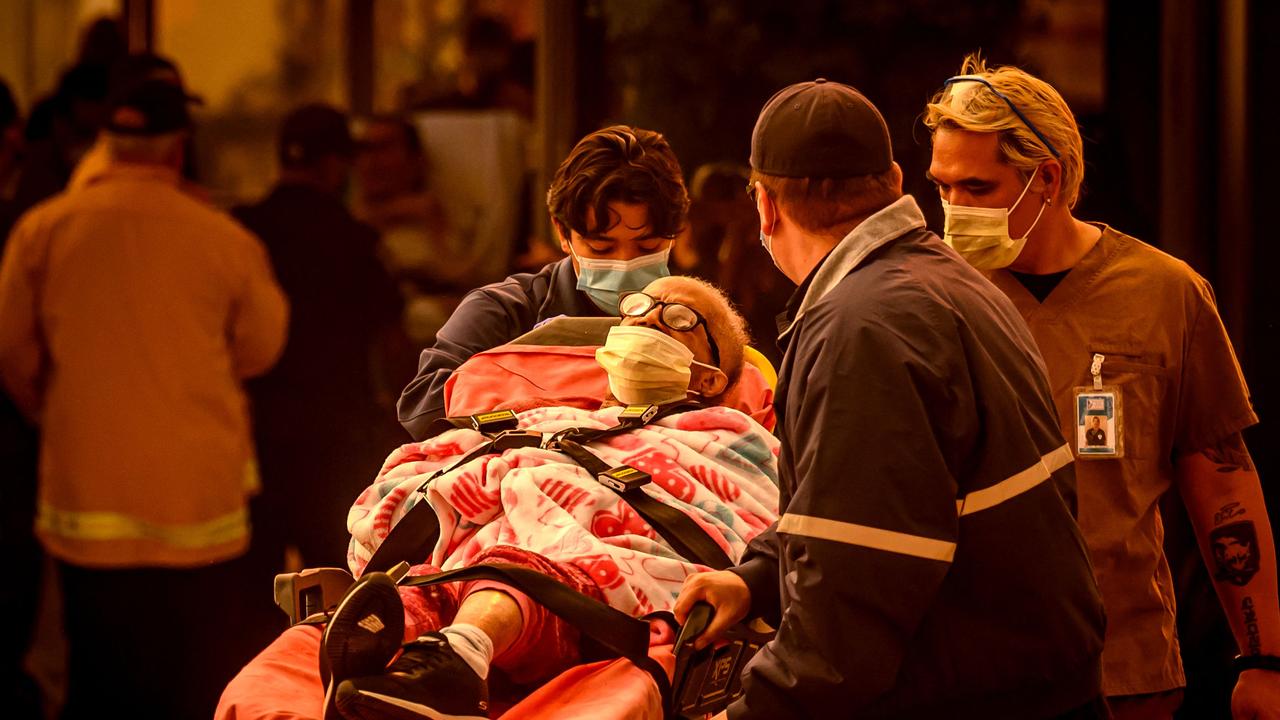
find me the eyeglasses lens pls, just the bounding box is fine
[661,304,699,331]
[619,292,653,317]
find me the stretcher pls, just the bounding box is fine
[216,321,779,720]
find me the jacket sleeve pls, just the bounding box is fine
[729,524,783,627]
[0,216,46,421]
[729,315,961,719]
[397,283,537,439]
[227,231,289,379]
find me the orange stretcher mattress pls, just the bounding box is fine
[215,621,681,720]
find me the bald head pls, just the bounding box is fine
[621,276,750,398]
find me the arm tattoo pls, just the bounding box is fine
[1200,432,1255,473]
[1244,597,1263,655]
[1214,501,1246,526]
[1211,521,1260,586]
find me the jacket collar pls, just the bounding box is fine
[778,194,927,341]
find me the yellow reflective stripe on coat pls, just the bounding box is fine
[37,503,248,549]
[778,513,956,562]
[956,444,1073,517]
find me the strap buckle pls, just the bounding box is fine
[541,427,581,451]
[597,465,651,492]
[493,429,543,450]
[618,404,660,425]
[470,409,519,434]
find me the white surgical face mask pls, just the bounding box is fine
[942,171,1048,270]
[595,325,706,405]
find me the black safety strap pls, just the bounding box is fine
[365,401,721,574]
[364,435,509,573]
[564,401,703,446]
[399,564,673,716]
[554,437,732,570]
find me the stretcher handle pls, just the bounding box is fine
[673,601,715,656]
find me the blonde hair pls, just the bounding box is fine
[924,53,1085,208]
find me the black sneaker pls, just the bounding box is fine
[335,632,490,720]
[320,572,406,719]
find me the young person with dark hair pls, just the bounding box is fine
[397,124,691,439]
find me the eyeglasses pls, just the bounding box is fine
[618,291,721,367]
[943,76,1062,159]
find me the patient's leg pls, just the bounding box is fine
[456,545,605,684]
[453,589,522,653]
[434,589,522,680]
[335,547,607,718]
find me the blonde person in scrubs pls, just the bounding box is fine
[924,53,1280,719]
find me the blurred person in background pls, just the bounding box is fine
[674,163,791,365]
[400,14,534,119]
[0,75,288,719]
[0,76,43,720]
[12,63,110,214]
[10,17,126,216]
[925,54,1280,719]
[396,124,690,439]
[0,79,24,234]
[234,104,406,572]
[352,116,466,349]
[68,52,202,195]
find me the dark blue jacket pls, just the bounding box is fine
[397,257,603,439]
[727,197,1104,719]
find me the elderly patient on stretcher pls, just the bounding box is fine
[219,276,780,720]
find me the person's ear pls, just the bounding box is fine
[691,364,729,398]
[754,181,776,237]
[554,218,572,254]
[1037,160,1062,203]
[889,161,904,195]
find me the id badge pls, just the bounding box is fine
[1074,353,1123,459]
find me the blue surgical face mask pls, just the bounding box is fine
[759,230,784,273]
[568,242,671,315]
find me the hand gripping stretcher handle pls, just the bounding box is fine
[671,602,772,719]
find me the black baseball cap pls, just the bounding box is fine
[279,104,355,167]
[750,79,893,178]
[104,78,200,136]
[109,53,191,96]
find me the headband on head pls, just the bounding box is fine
[943,76,1062,159]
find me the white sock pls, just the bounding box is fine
[440,623,493,680]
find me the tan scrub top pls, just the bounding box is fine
[989,225,1258,696]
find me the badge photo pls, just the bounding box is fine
[1074,387,1123,458]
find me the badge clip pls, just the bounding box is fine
[493,429,543,451]
[1074,353,1123,458]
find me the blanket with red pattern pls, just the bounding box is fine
[347,405,779,617]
